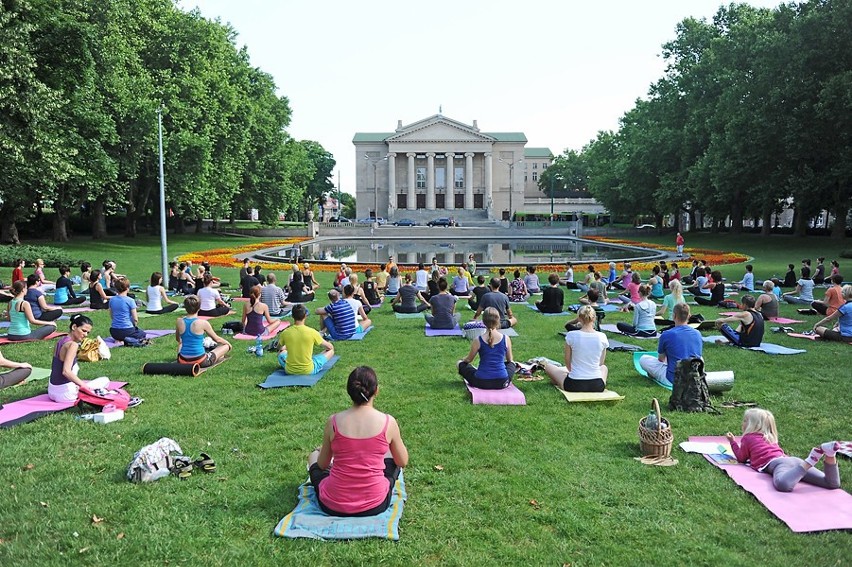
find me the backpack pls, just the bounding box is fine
[127,437,183,483]
[78,384,131,411]
[77,337,102,362]
[668,357,715,413]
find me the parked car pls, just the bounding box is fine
[427,217,458,227]
[328,216,351,223]
[393,218,417,226]
[634,223,656,229]
[355,217,387,225]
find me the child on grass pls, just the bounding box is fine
[726,408,847,493]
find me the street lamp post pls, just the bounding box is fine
[364,154,388,220]
[156,107,168,281]
[498,157,523,223]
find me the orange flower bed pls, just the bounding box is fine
[178,236,748,276]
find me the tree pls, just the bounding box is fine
[298,140,335,221]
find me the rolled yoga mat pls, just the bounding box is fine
[142,362,201,377]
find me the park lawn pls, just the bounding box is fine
[0,234,849,566]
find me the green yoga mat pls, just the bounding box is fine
[632,351,673,391]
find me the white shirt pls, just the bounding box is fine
[343,297,362,318]
[565,330,609,380]
[415,269,429,290]
[797,278,815,302]
[197,287,220,311]
[565,268,574,283]
[147,285,163,312]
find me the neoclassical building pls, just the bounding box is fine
[353,114,554,222]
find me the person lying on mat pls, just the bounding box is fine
[5,280,57,342]
[753,280,779,320]
[53,265,86,306]
[542,305,608,393]
[457,307,516,389]
[108,277,148,344]
[25,275,63,322]
[241,285,281,337]
[615,284,657,338]
[714,295,764,347]
[176,295,232,367]
[391,274,429,313]
[639,303,703,385]
[308,366,409,517]
[565,289,604,332]
[473,278,517,328]
[0,349,32,390]
[277,304,334,374]
[813,284,852,343]
[812,274,845,317]
[726,408,846,493]
[48,314,111,403]
[146,272,180,315]
[317,289,357,340]
[425,277,460,330]
[535,273,564,314]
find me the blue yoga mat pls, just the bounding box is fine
[701,336,806,355]
[632,351,673,390]
[258,355,341,388]
[331,326,374,341]
[394,312,425,319]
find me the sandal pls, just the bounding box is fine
[193,452,216,473]
[172,458,193,479]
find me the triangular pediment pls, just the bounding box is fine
[387,115,496,143]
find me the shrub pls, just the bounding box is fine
[0,245,86,268]
[840,250,852,259]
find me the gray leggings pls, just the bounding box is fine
[7,325,56,342]
[764,457,841,492]
[0,367,32,390]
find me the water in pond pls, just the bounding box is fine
[271,238,658,266]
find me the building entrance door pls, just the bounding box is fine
[416,194,426,209]
[474,194,484,209]
[454,193,464,209]
[436,194,445,209]
[397,194,407,209]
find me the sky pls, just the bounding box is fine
[179,0,783,194]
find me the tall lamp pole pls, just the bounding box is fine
[157,107,168,281]
[498,157,523,223]
[364,154,388,219]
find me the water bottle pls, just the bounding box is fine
[255,335,264,357]
[645,410,659,431]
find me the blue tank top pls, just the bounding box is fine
[475,333,508,380]
[179,317,205,358]
[50,335,73,385]
[650,278,664,298]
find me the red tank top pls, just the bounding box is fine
[319,413,390,514]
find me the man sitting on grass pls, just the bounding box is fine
[474,278,517,329]
[277,305,334,374]
[638,303,703,385]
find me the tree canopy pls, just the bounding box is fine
[0,0,333,242]
[542,0,851,237]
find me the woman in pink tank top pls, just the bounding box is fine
[308,366,409,516]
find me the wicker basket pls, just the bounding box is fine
[638,398,673,457]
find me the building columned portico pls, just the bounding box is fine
[354,115,546,222]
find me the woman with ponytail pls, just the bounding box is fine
[241,285,280,336]
[197,273,230,317]
[47,315,109,402]
[457,306,517,389]
[6,281,57,342]
[307,366,409,517]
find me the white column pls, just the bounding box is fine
[426,152,436,210]
[387,153,396,215]
[464,152,474,210]
[407,153,416,210]
[484,152,493,219]
[445,153,455,211]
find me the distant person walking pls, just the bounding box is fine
[676,232,685,258]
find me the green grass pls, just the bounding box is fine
[0,234,850,566]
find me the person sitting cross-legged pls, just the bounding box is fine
[639,303,703,385]
[391,274,429,313]
[176,295,232,367]
[813,284,852,343]
[277,304,334,374]
[473,277,518,328]
[457,307,516,389]
[615,284,657,338]
[536,273,565,314]
[425,276,460,330]
[316,289,357,340]
[468,275,489,312]
[342,285,373,331]
[541,305,609,393]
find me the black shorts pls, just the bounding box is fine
[563,377,606,393]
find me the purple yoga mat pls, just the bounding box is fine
[465,381,526,405]
[0,381,127,428]
[103,329,175,348]
[690,436,852,533]
[425,324,464,337]
[234,320,288,340]
[61,306,93,313]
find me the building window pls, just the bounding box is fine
[532,163,537,169]
[435,167,446,189]
[542,163,548,169]
[524,174,528,182]
[455,167,464,188]
[532,172,538,181]
[416,167,426,189]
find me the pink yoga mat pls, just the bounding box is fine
[465,381,526,405]
[690,436,852,533]
[0,331,66,345]
[197,311,236,320]
[102,330,175,348]
[768,317,805,324]
[0,381,127,428]
[234,320,288,340]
